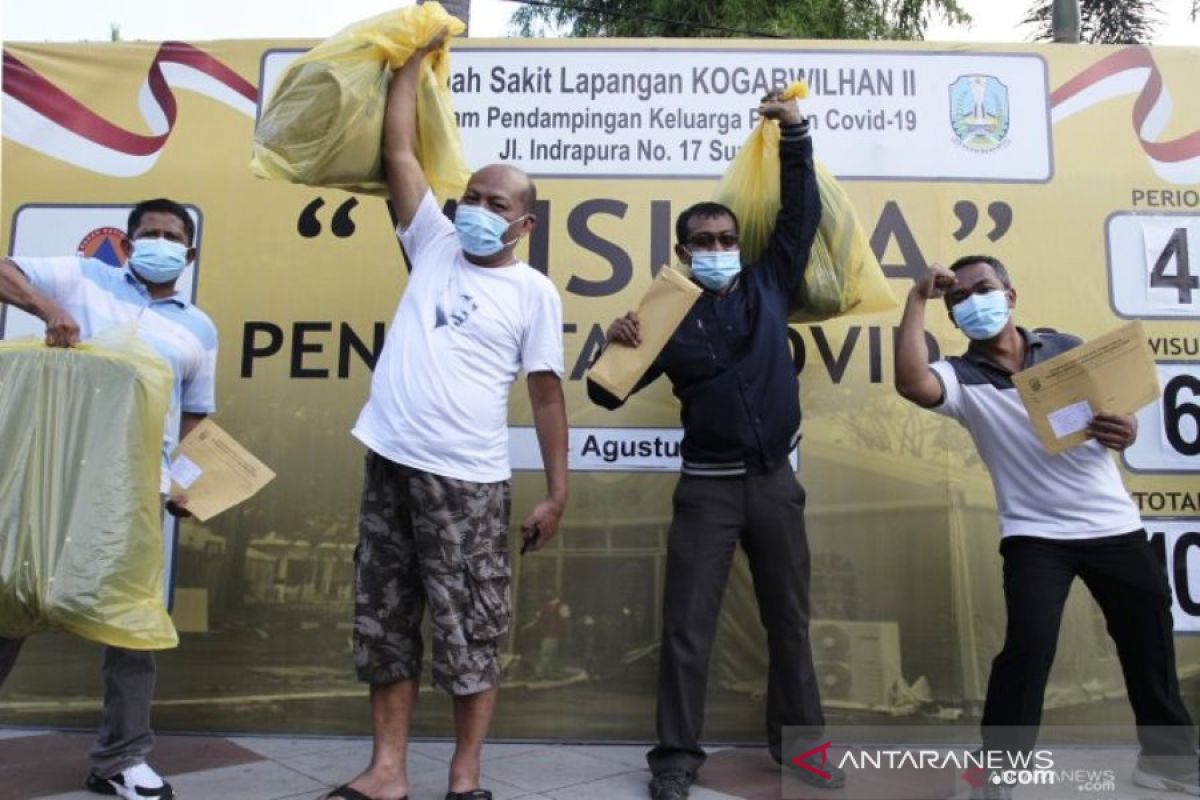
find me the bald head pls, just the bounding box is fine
[467,163,537,216]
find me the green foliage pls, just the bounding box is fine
[1024,0,1161,44]
[511,0,969,41]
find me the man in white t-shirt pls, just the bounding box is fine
[895,255,1197,797]
[327,34,568,800]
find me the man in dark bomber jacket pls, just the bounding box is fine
[587,91,843,799]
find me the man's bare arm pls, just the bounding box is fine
[895,266,956,407]
[382,30,447,229]
[0,258,80,347]
[521,371,569,551]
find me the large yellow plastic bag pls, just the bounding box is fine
[0,325,178,649]
[713,82,896,323]
[797,162,898,322]
[250,2,469,198]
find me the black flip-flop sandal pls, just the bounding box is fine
[326,785,408,800]
[445,791,493,800]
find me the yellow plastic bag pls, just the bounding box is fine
[0,325,178,650]
[713,83,896,323]
[250,2,469,199]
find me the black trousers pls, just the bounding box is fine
[981,532,1196,757]
[647,463,824,777]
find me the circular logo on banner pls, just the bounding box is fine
[948,74,1011,153]
[76,227,128,267]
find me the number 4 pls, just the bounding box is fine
[1150,227,1197,304]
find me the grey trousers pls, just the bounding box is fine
[647,462,825,777]
[0,636,156,776]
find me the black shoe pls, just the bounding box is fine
[649,770,693,800]
[786,758,847,790]
[85,773,117,796]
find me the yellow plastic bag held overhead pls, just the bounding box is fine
[250,2,469,199]
[714,82,897,323]
[0,326,178,650]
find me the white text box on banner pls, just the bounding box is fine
[1106,211,1200,320]
[1125,361,1200,472]
[508,426,797,473]
[259,47,1051,182]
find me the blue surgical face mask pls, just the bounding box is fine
[454,204,524,258]
[690,249,742,290]
[952,290,1011,340]
[128,238,189,284]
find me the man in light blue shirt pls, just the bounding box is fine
[0,198,217,800]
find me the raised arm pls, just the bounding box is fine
[895,265,956,407]
[757,96,818,291]
[382,31,447,229]
[522,371,569,551]
[0,258,79,346]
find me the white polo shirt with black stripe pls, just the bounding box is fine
[929,328,1142,540]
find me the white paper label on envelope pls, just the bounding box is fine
[1047,400,1093,439]
[169,455,204,489]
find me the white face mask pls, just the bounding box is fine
[689,249,742,290]
[951,290,1011,340]
[454,204,526,257]
[128,238,190,284]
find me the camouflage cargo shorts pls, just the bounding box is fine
[353,450,512,695]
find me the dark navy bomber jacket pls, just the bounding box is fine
[587,120,820,477]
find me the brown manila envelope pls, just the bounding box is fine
[1013,320,1160,455]
[167,418,277,521]
[588,266,702,400]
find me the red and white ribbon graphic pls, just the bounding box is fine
[1051,45,1200,185]
[2,42,257,177]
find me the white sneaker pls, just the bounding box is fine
[1132,756,1200,797]
[86,762,175,799]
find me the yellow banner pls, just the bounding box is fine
[2,37,1198,738]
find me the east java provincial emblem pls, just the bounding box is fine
[949,75,1011,153]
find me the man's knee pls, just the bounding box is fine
[434,640,502,695]
[993,636,1057,674]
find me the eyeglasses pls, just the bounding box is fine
[686,232,739,249]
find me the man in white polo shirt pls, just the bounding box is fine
[0,198,217,800]
[326,33,569,800]
[894,255,1197,797]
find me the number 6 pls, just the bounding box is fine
[1163,374,1200,456]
